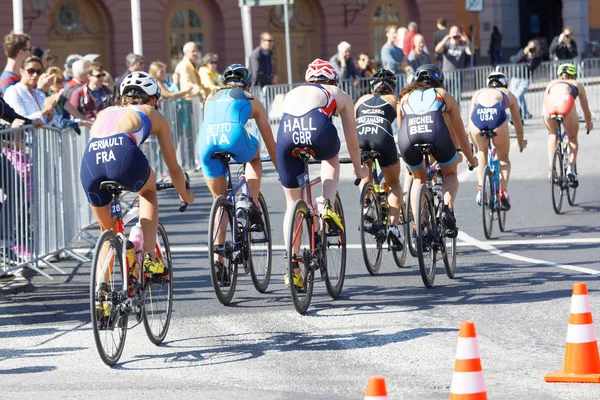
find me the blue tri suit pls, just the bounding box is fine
[198,88,259,178]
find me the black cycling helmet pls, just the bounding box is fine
[221,64,252,88]
[487,71,508,88]
[414,64,444,87]
[370,68,397,93]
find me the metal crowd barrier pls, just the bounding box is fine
[147,95,204,177]
[0,125,90,278]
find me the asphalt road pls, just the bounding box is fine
[1,119,600,399]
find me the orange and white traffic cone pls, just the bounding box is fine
[364,376,389,399]
[449,321,487,400]
[545,282,600,383]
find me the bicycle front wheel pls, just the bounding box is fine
[551,146,564,214]
[323,192,346,299]
[90,231,127,366]
[405,176,418,258]
[482,166,494,239]
[567,163,577,206]
[208,195,238,305]
[359,182,383,275]
[248,192,272,293]
[287,199,314,315]
[415,184,436,288]
[392,199,408,268]
[143,222,173,345]
[442,233,457,279]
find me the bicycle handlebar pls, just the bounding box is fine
[156,173,190,212]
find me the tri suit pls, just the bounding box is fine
[80,106,152,207]
[276,84,340,188]
[355,95,399,168]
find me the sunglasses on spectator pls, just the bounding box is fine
[56,78,65,84]
[263,39,274,43]
[23,47,31,52]
[92,73,106,78]
[25,68,43,75]
[210,61,218,64]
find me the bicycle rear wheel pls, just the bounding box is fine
[551,146,564,214]
[323,192,346,299]
[359,182,383,275]
[208,195,238,305]
[416,184,436,288]
[405,176,418,258]
[567,163,577,206]
[249,192,272,293]
[482,166,494,239]
[90,231,127,366]
[392,199,408,268]
[287,199,314,315]
[143,222,173,345]
[497,203,507,232]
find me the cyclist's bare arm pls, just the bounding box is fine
[441,89,476,164]
[250,98,278,172]
[468,90,478,118]
[507,91,526,147]
[576,82,594,131]
[149,106,194,204]
[325,84,364,175]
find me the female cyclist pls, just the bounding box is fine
[397,64,477,238]
[277,59,367,287]
[469,71,526,210]
[542,62,593,186]
[80,72,195,275]
[355,68,403,249]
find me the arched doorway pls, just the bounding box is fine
[47,1,110,68]
[269,0,321,83]
[370,1,405,61]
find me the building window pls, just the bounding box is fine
[168,7,204,69]
[371,2,402,61]
[58,2,80,31]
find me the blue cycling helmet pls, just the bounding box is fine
[221,64,252,88]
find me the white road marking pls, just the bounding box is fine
[71,237,600,255]
[457,231,600,275]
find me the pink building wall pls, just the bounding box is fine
[0,0,457,80]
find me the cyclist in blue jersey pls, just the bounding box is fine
[397,64,477,237]
[469,71,526,210]
[80,72,195,275]
[276,59,367,287]
[198,64,278,227]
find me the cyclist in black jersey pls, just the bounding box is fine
[397,64,477,236]
[355,69,404,249]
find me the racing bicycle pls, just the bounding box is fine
[90,179,187,366]
[207,152,272,305]
[286,148,348,315]
[480,129,508,239]
[358,149,407,275]
[412,144,459,288]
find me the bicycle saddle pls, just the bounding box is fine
[360,150,381,162]
[479,130,496,138]
[414,143,435,155]
[291,147,315,159]
[211,151,235,161]
[551,114,565,122]
[99,181,126,195]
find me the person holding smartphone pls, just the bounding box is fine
[435,26,473,72]
[549,27,578,61]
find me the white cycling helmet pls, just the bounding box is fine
[120,71,161,99]
[305,59,339,85]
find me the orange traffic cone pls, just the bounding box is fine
[364,376,389,399]
[545,282,600,383]
[449,321,487,400]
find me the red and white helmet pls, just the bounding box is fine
[305,59,339,85]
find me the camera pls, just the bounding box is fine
[528,48,536,53]
[453,35,461,40]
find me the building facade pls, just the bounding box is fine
[0,0,595,83]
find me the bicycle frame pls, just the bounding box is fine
[483,131,501,210]
[554,118,570,172]
[292,153,322,252]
